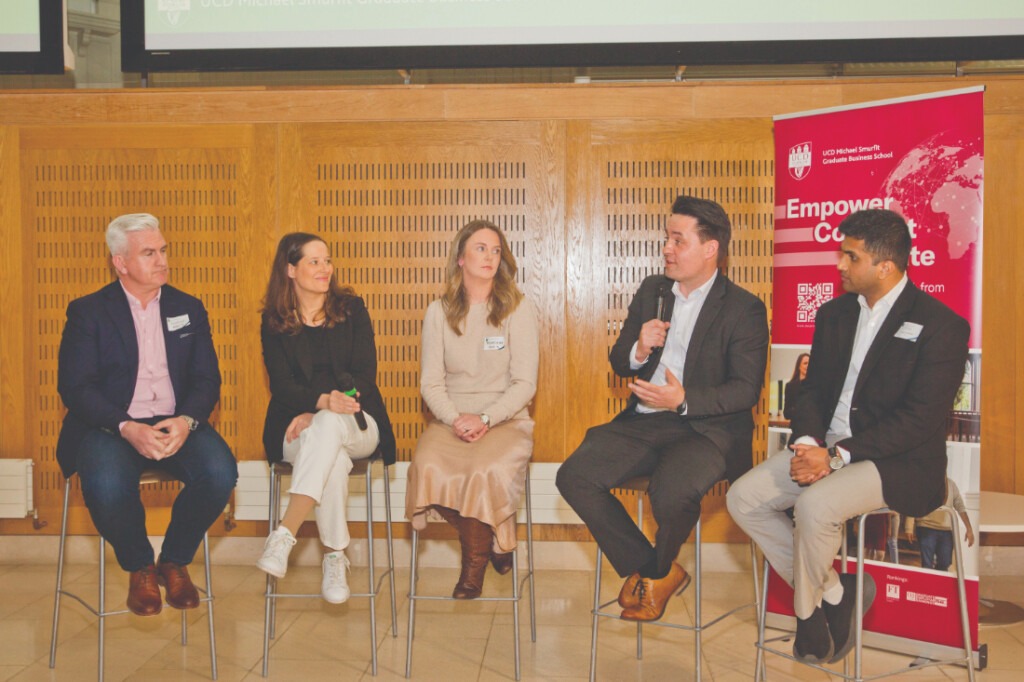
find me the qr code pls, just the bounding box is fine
[796,282,833,323]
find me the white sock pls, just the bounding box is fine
[822,580,844,606]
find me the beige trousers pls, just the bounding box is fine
[726,447,885,620]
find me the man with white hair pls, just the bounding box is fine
[56,213,237,617]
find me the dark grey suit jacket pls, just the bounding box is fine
[609,274,769,483]
[788,281,970,517]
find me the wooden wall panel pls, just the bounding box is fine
[14,125,262,532]
[285,121,567,464]
[566,119,774,540]
[2,76,1023,541]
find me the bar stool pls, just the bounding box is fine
[405,466,536,680]
[754,506,976,681]
[589,476,761,681]
[262,451,397,676]
[49,469,218,682]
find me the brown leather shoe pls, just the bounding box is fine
[453,517,492,599]
[491,551,514,575]
[157,560,200,610]
[127,564,162,616]
[618,572,642,608]
[620,562,691,622]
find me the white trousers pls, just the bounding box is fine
[282,410,379,551]
[726,448,885,620]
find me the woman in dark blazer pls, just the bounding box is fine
[255,232,395,604]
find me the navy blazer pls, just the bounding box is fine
[56,281,222,477]
[609,274,769,484]
[261,296,397,465]
[788,281,970,518]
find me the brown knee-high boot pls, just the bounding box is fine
[453,517,492,599]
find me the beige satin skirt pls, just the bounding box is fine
[405,418,533,553]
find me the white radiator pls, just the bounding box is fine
[233,460,580,525]
[0,459,34,519]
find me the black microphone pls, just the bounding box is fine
[655,283,672,323]
[652,283,671,350]
[337,373,368,431]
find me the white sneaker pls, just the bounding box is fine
[257,526,296,578]
[321,551,351,604]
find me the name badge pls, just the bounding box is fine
[894,321,922,342]
[483,336,505,351]
[167,314,191,332]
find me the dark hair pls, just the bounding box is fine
[671,195,731,267]
[442,220,523,335]
[261,232,356,334]
[790,352,810,383]
[837,209,912,272]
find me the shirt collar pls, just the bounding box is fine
[858,272,908,314]
[120,281,162,310]
[672,270,718,301]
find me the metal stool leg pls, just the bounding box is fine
[98,536,106,682]
[589,545,602,682]
[384,464,398,638]
[754,558,770,682]
[204,532,218,679]
[365,463,378,676]
[405,528,419,678]
[694,517,702,681]
[261,465,280,677]
[948,507,976,681]
[525,473,536,642]
[49,478,71,669]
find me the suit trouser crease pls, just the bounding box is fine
[556,412,726,577]
[282,409,379,551]
[76,423,238,571]
[726,448,885,620]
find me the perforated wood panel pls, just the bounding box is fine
[16,127,260,521]
[565,121,774,538]
[287,122,566,464]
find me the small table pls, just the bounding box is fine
[978,491,1024,624]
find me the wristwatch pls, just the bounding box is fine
[179,414,198,432]
[828,445,845,471]
[675,400,687,415]
[480,413,491,427]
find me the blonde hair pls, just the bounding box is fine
[442,220,523,335]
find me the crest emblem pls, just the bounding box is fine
[788,142,812,181]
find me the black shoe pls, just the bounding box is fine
[825,573,877,664]
[793,606,834,664]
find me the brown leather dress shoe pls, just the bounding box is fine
[620,562,691,622]
[127,564,162,616]
[618,573,641,608]
[157,560,200,610]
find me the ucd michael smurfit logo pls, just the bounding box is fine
[158,0,191,27]
[788,142,812,181]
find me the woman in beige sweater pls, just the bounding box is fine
[405,219,539,599]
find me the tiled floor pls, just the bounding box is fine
[2,559,1022,681]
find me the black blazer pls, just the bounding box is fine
[788,281,970,517]
[261,296,396,465]
[609,274,769,483]
[55,282,222,477]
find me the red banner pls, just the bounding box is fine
[769,87,984,659]
[773,87,984,347]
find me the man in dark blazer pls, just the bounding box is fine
[56,213,237,617]
[728,209,970,665]
[557,196,769,622]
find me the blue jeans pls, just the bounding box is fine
[76,422,237,572]
[918,526,954,571]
